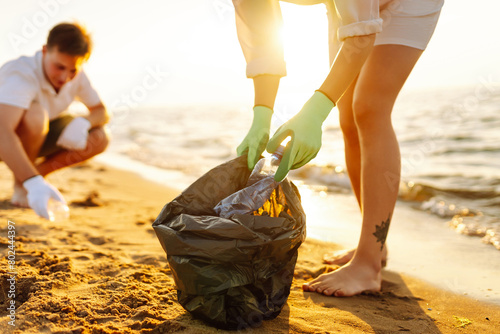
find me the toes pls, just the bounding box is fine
[323,288,335,296]
[302,282,317,292]
[305,278,326,292]
[321,287,345,297]
[324,258,342,265]
[314,281,333,294]
[334,289,345,297]
[303,275,321,291]
[323,254,341,265]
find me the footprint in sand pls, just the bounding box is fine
[132,254,166,266]
[75,255,93,261]
[71,191,105,207]
[93,251,116,260]
[293,265,338,280]
[87,235,113,245]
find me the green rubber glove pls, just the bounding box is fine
[267,90,335,182]
[237,105,273,170]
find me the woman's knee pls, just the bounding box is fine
[338,102,359,141]
[352,96,393,132]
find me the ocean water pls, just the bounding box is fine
[102,84,500,251]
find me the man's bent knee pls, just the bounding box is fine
[87,126,110,155]
[17,102,49,139]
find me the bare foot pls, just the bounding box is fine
[324,246,388,267]
[302,261,382,297]
[11,182,29,208]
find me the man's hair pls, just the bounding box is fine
[46,23,92,61]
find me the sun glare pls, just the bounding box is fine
[280,3,331,81]
[272,2,333,113]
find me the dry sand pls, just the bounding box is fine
[0,161,499,333]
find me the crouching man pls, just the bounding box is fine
[0,23,110,219]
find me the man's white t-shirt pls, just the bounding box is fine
[0,51,101,121]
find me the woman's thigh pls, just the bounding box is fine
[353,44,423,123]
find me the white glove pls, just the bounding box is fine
[23,175,66,220]
[56,117,91,150]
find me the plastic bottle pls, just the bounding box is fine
[47,198,70,222]
[214,146,286,218]
[247,146,285,186]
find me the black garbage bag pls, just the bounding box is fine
[153,155,306,330]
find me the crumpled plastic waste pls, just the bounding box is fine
[153,155,306,329]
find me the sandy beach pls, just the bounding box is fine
[1,161,499,333]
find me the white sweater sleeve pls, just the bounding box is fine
[334,0,383,41]
[233,0,287,78]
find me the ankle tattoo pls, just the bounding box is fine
[373,213,391,251]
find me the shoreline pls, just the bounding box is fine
[0,160,499,333]
[99,152,500,306]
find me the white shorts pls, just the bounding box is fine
[375,0,444,50]
[321,0,444,64]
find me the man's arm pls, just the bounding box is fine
[0,104,39,182]
[75,70,110,128]
[82,102,110,128]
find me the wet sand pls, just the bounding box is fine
[1,161,499,333]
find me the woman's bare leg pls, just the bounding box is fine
[338,77,362,208]
[303,44,423,296]
[324,77,387,266]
